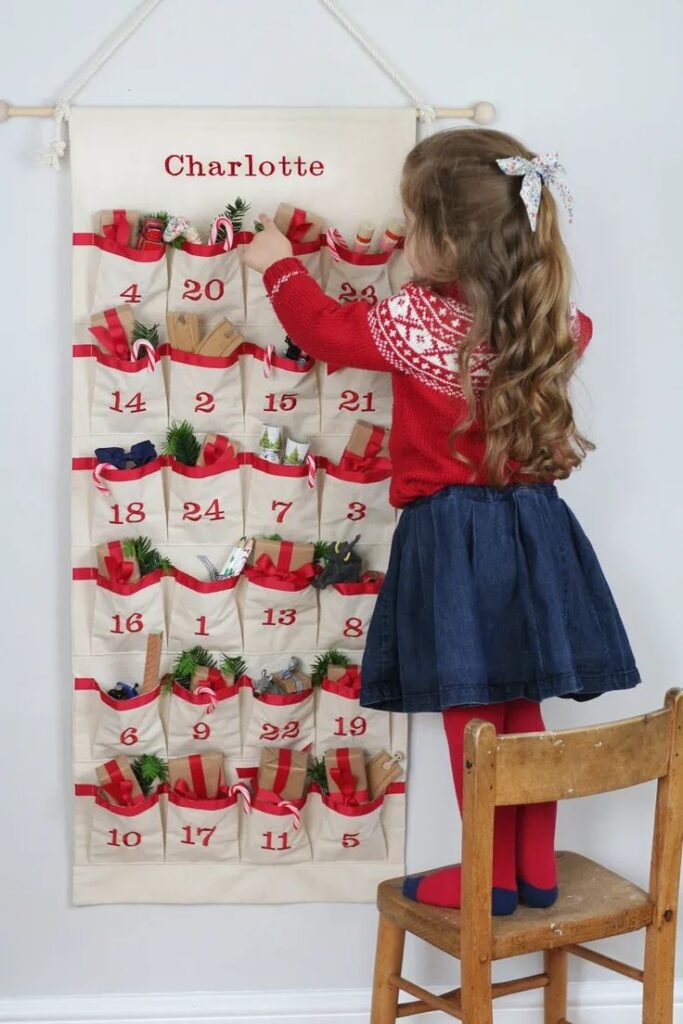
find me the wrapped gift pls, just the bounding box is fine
[324,747,369,805]
[96,757,144,805]
[166,311,201,352]
[326,663,361,695]
[88,306,136,359]
[189,665,234,693]
[247,539,316,582]
[257,748,309,801]
[168,753,225,800]
[366,750,404,800]
[96,541,141,584]
[274,203,324,244]
[340,420,390,471]
[141,632,163,694]
[99,209,139,248]
[273,657,312,694]
[195,319,244,358]
[196,433,238,469]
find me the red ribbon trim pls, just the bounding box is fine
[103,541,136,585]
[245,549,317,587]
[88,308,130,360]
[102,209,132,248]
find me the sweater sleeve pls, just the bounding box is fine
[262,256,395,372]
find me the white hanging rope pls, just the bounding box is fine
[40,0,166,169]
[318,0,436,123]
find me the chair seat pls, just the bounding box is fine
[377,851,654,961]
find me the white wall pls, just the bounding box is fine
[1,0,682,1009]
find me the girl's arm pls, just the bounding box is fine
[262,257,394,372]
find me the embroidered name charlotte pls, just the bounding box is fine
[164,153,325,178]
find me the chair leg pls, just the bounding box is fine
[370,914,405,1024]
[643,917,676,1024]
[544,949,568,1024]
[460,955,493,1024]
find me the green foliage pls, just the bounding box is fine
[219,654,247,681]
[131,754,168,795]
[311,649,351,686]
[131,320,160,348]
[170,646,217,688]
[253,219,264,233]
[164,420,201,466]
[265,533,283,542]
[122,536,173,576]
[314,540,334,565]
[215,197,251,241]
[307,756,329,794]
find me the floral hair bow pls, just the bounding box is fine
[496,152,574,232]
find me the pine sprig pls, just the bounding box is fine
[131,754,168,795]
[215,197,251,241]
[170,646,217,689]
[311,649,351,685]
[164,420,201,466]
[131,320,160,348]
[253,220,264,233]
[307,756,329,794]
[219,654,247,681]
[314,540,334,565]
[122,537,173,576]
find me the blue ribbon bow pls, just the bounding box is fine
[95,440,157,469]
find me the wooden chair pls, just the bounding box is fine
[371,689,683,1024]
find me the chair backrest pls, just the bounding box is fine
[460,689,683,965]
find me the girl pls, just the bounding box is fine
[243,129,641,915]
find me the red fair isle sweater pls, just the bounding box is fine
[263,256,593,508]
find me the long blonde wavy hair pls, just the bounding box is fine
[400,128,593,485]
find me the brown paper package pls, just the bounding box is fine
[249,539,315,572]
[196,434,238,468]
[90,304,136,351]
[324,747,368,796]
[257,749,309,801]
[168,753,225,799]
[96,542,141,583]
[99,209,140,247]
[274,202,324,244]
[96,758,143,804]
[344,420,390,459]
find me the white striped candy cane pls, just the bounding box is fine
[194,686,217,714]
[306,453,317,490]
[262,344,275,379]
[209,216,235,252]
[92,462,118,494]
[131,339,156,373]
[325,227,345,263]
[230,782,252,814]
[277,800,301,830]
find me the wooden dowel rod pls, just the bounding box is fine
[492,972,550,998]
[565,943,644,983]
[390,975,462,1019]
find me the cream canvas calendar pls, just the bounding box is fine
[69,106,416,904]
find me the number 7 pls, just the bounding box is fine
[271,500,293,524]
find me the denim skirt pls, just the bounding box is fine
[360,483,641,712]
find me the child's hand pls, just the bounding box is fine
[242,214,293,273]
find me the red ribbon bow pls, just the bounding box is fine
[247,542,318,586]
[101,779,138,806]
[330,666,361,691]
[202,435,235,468]
[103,542,136,584]
[339,425,389,473]
[329,750,369,807]
[102,209,132,248]
[173,778,230,801]
[88,307,130,360]
[173,754,225,801]
[286,207,314,244]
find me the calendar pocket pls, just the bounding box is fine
[91,459,167,545]
[167,240,246,322]
[320,462,394,545]
[91,349,168,434]
[92,686,165,760]
[316,673,390,755]
[92,571,165,654]
[168,348,244,434]
[166,680,241,758]
[165,790,240,863]
[168,573,242,652]
[243,344,319,435]
[318,578,383,651]
[245,456,319,542]
[245,242,321,328]
[320,364,392,435]
[243,795,311,864]
[314,794,386,862]
[323,236,392,306]
[89,792,164,864]
[243,576,318,654]
[166,456,243,545]
[89,235,168,321]
[243,688,314,758]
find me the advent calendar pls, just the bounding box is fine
[69,106,416,904]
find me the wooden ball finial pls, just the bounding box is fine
[472,101,496,126]
[0,101,10,124]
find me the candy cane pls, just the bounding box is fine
[230,782,252,814]
[131,339,156,373]
[209,216,235,252]
[325,227,345,263]
[262,344,275,379]
[195,686,217,714]
[306,452,317,490]
[92,463,118,494]
[278,800,301,830]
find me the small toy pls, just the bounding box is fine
[107,682,140,701]
[312,536,363,589]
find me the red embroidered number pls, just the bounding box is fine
[110,502,146,525]
[261,830,291,851]
[119,284,142,304]
[271,500,293,524]
[180,825,217,847]
[259,720,301,742]
[262,608,297,626]
[106,829,142,847]
[333,715,367,737]
[110,613,144,634]
[194,392,216,413]
[338,390,375,413]
[194,615,209,637]
[342,832,361,848]
[343,617,364,639]
[119,727,139,746]
[337,283,378,306]
[109,391,146,414]
[192,722,211,741]
[182,278,225,302]
[347,502,367,522]
[263,392,298,412]
[181,499,225,522]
